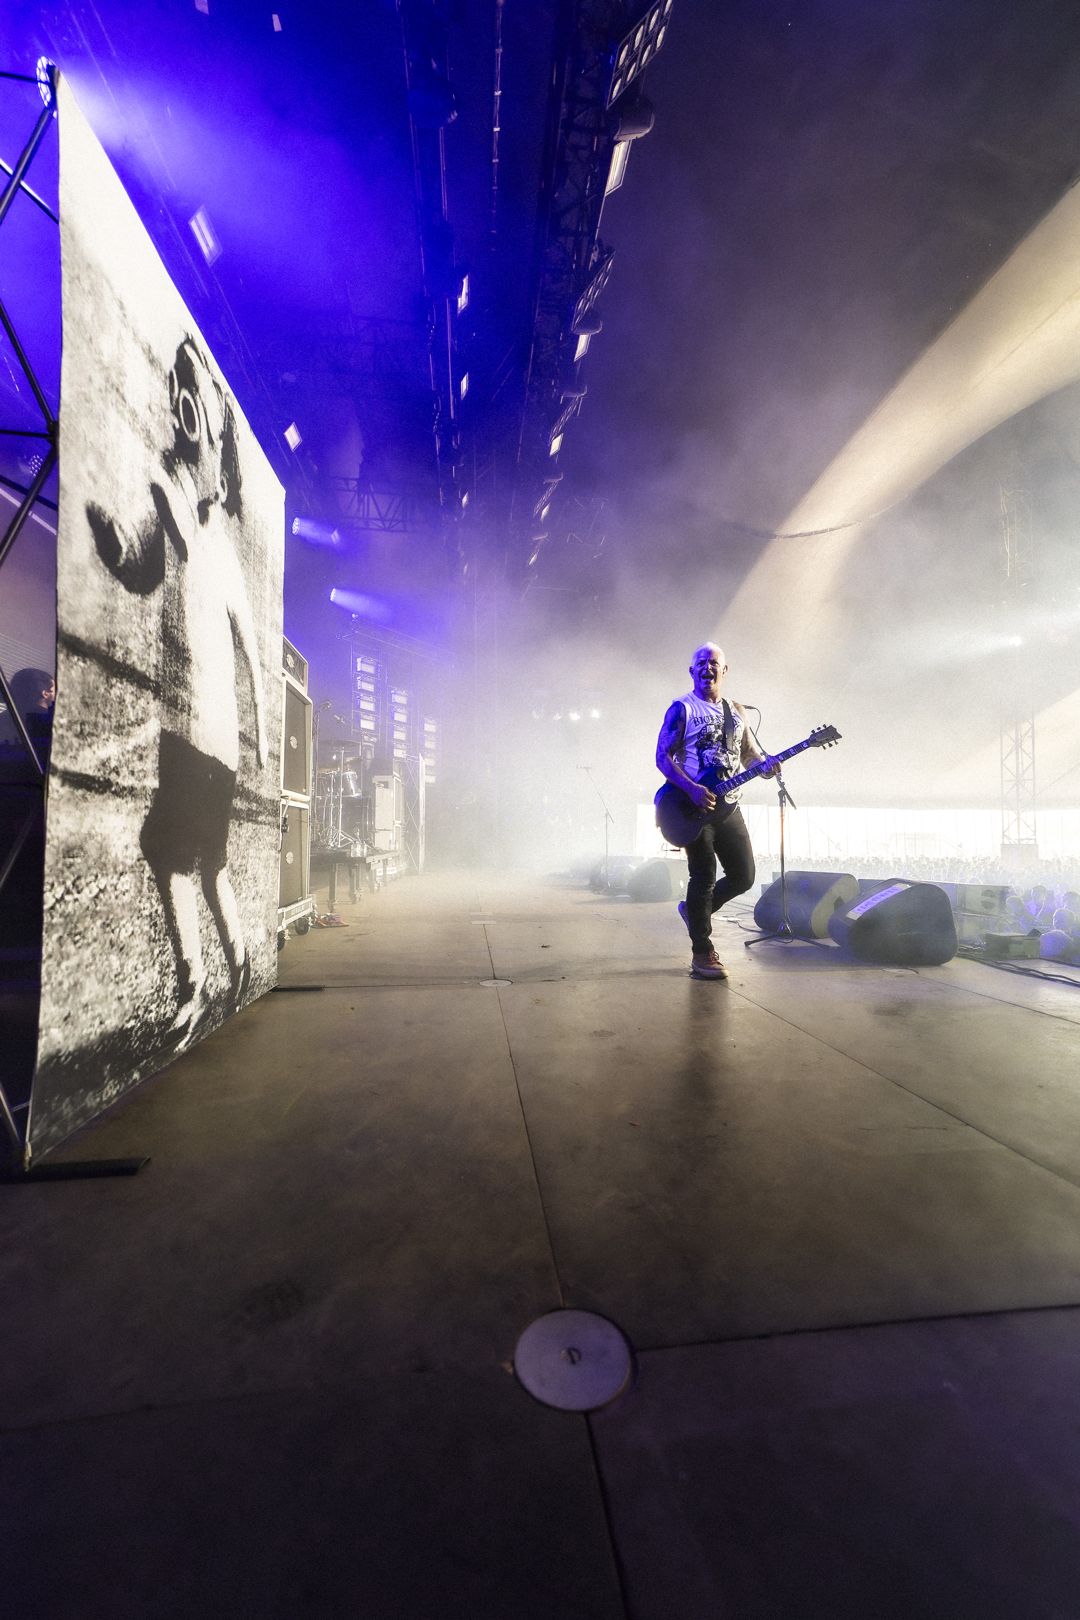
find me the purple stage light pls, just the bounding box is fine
[291,517,341,547]
[329,587,392,623]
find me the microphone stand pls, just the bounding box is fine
[741,713,830,953]
[744,768,797,947]
[578,765,613,885]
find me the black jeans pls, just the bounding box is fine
[684,805,755,955]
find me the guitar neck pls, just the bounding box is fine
[715,735,816,795]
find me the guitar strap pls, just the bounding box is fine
[721,697,734,765]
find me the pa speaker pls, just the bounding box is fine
[281,681,313,798]
[626,856,688,902]
[753,870,858,938]
[282,636,308,692]
[279,803,310,907]
[828,881,958,965]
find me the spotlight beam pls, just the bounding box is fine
[728,176,1080,656]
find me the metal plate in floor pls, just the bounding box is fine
[514,1309,633,1412]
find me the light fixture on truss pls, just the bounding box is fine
[35,57,57,110]
[573,250,615,335]
[606,0,675,109]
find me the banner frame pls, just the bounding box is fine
[0,62,58,1163]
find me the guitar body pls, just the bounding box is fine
[654,781,737,848]
[654,725,842,849]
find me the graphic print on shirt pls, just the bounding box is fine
[696,713,728,773]
[678,693,745,802]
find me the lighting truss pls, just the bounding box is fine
[327,477,430,534]
[397,0,465,573]
[513,1,674,573]
[514,5,624,546]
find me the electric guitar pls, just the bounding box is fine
[655,724,841,847]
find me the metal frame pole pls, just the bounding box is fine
[0,66,60,1165]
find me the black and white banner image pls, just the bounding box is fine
[28,79,285,1156]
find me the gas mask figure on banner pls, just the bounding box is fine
[87,335,269,1048]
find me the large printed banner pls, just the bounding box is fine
[29,79,284,1155]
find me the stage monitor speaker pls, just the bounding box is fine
[828,881,958,965]
[626,855,688,902]
[282,636,308,692]
[591,854,644,893]
[281,681,313,798]
[933,882,1011,916]
[754,870,858,938]
[279,803,310,907]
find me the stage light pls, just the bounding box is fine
[457,273,470,315]
[605,140,631,196]
[292,517,341,547]
[329,587,392,623]
[574,332,592,363]
[188,205,221,264]
[568,711,581,723]
[461,490,470,508]
[549,433,564,457]
[35,57,56,111]
[573,311,603,337]
[607,0,674,108]
[460,371,469,401]
[272,12,282,29]
[590,708,601,720]
[284,422,302,450]
[573,252,614,332]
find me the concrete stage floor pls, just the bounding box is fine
[5,869,1080,1618]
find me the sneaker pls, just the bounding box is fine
[677,899,691,935]
[691,950,728,980]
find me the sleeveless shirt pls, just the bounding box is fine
[677,692,746,803]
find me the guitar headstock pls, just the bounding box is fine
[810,724,841,748]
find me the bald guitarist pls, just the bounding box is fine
[655,643,776,980]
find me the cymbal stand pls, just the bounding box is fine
[331,751,350,850]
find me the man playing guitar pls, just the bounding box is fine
[655,643,775,979]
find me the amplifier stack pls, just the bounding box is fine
[278,635,315,944]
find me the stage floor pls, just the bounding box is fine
[5,869,1080,1618]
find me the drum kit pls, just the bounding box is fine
[315,745,372,851]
